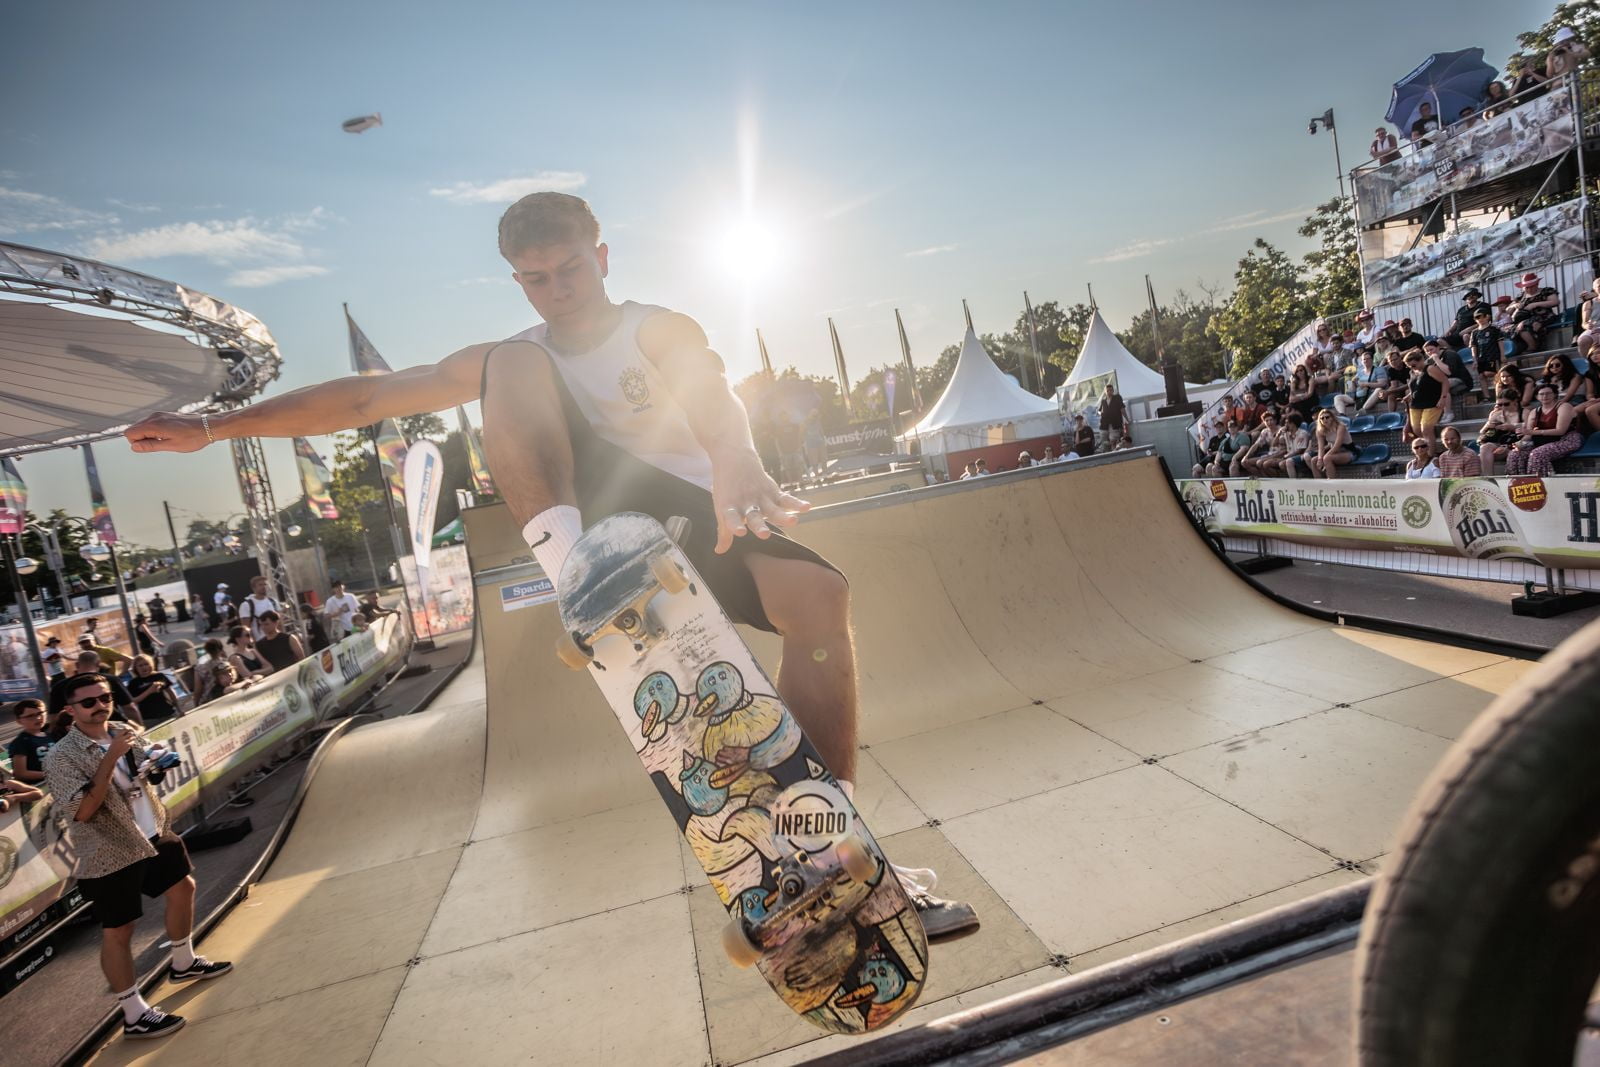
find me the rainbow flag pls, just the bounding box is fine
[456,406,495,497]
[82,443,118,544]
[294,438,340,519]
[0,457,25,535]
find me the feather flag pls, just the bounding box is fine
[455,406,496,497]
[0,457,25,535]
[828,317,852,415]
[294,438,340,519]
[82,443,118,544]
[344,305,409,513]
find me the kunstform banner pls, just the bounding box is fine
[1177,475,1600,569]
[1355,90,1577,224]
[1362,197,1587,304]
[0,613,407,969]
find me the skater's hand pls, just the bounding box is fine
[126,412,212,453]
[709,450,810,554]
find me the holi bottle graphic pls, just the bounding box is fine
[1180,480,1222,534]
[1442,479,1536,562]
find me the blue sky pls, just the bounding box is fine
[3,0,1541,547]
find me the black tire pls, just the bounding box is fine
[1355,619,1600,1065]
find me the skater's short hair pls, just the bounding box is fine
[499,193,601,258]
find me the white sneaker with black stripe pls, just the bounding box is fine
[168,956,233,982]
[124,1007,186,1040]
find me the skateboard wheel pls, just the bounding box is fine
[554,631,591,671]
[651,554,689,594]
[838,838,876,883]
[721,918,762,968]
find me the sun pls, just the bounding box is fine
[714,216,785,283]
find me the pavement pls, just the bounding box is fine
[59,450,1558,1067]
[0,630,472,1067]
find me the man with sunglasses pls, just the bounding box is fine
[44,673,231,1041]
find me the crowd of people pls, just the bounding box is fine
[1194,275,1598,479]
[1368,27,1590,163]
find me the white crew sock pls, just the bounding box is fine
[522,506,584,587]
[170,935,196,970]
[117,986,153,1023]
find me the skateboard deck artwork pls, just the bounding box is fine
[555,513,928,1034]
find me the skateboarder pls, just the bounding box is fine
[125,192,977,940]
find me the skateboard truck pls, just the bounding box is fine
[556,554,690,670]
[722,838,879,967]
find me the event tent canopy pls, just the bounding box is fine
[1057,308,1171,400]
[899,327,1060,453]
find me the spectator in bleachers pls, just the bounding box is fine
[1493,362,1535,407]
[1477,389,1525,476]
[1339,327,1362,364]
[1508,382,1583,476]
[1576,279,1600,360]
[1312,322,1339,358]
[1404,439,1441,479]
[1405,344,1452,450]
[1492,294,1517,333]
[1367,347,1410,412]
[1444,289,1490,348]
[1436,341,1477,422]
[1354,309,1379,350]
[1511,56,1547,100]
[1466,306,1509,379]
[1282,412,1313,477]
[1393,317,1427,355]
[1544,27,1590,81]
[1454,105,1480,130]
[1287,364,1319,423]
[1370,126,1400,165]
[1435,425,1482,477]
[1538,354,1590,406]
[1510,272,1561,353]
[1210,419,1254,477]
[1308,409,1357,479]
[7,698,52,784]
[1350,350,1384,409]
[1409,101,1441,143]
[1238,410,1287,476]
[1481,79,1511,117]
[1233,391,1265,430]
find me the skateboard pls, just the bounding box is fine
[555,513,928,1034]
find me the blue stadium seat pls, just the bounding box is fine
[1571,432,1600,458]
[1350,414,1376,432]
[1575,357,1591,376]
[1502,338,1517,358]
[1319,393,1337,408]
[1350,442,1390,466]
[1374,411,1406,431]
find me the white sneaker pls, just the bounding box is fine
[1440,410,1455,425]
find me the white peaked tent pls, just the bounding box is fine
[1057,308,1171,401]
[899,326,1061,454]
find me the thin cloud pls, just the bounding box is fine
[0,186,119,233]
[228,264,330,287]
[429,171,588,205]
[447,275,505,288]
[85,219,308,264]
[106,197,161,214]
[905,243,958,258]
[1088,206,1310,263]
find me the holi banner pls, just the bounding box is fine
[1354,90,1578,224]
[80,443,117,544]
[1177,475,1600,570]
[1362,197,1588,304]
[456,406,495,497]
[293,437,339,520]
[0,613,408,969]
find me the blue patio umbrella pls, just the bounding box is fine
[1385,47,1498,133]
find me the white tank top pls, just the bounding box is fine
[504,302,714,490]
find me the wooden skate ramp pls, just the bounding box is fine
[91,451,1535,1066]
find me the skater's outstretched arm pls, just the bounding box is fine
[125,342,492,453]
[639,311,809,553]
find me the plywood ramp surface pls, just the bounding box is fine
[94,452,1530,1067]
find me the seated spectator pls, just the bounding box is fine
[1311,322,1339,358]
[1016,450,1035,468]
[1350,350,1384,408]
[1392,318,1427,355]
[1404,439,1441,479]
[1436,342,1476,422]
[1444,289,1489,348]
[1238,410,1286,476]
[1492,294,1517,332]
[1405,345,1452,450]
[254,611,305,673]
[126,654,183,727]
[1281,412,1313,477]
[1370,126,1400,165]
[1339,328,1362,364]
[1577,279,1600,360]
[1367,348,1410,412]
[1354,309,1379,350]
[6,699,52,784]
[1477,389,1525,475]
[1482,79,1511,117]
[228,626,272,679]
[1538,353,1590,406]
[1207,419,1253,477]
[1250,373,1277,408]
[1192,427,1225,477]
[1465,307,1509,379]
[1510,273,1561,352]
[1435,425,1482,477]
[1287,364,1319,423]
[1508,382,1583,476]
[973,458,991,476]
[1308,408,1357,479]
[959,462,975,480]
[1544,27,1590,82]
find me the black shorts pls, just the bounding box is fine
[78,837,193,928]
[483,344,843,633]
